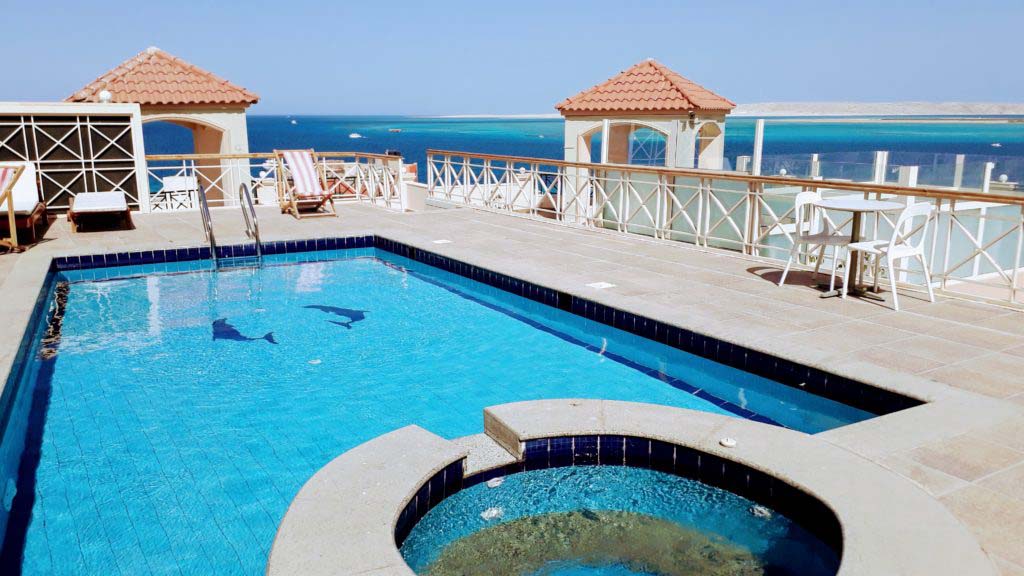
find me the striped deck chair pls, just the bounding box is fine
[275,150,337,219]
[0,164,26,250]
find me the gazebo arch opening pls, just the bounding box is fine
[141,117,233,206]
[142,119,198,155]
[695,122,725,169]
[581,121,670,166]
[142,116,227,157]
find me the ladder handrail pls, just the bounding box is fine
[238,182,262,257]
[197,186,218,265]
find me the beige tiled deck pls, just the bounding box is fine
[2,202,1023,574]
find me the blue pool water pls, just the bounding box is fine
[400,466,839,576]
[0,248,869,574]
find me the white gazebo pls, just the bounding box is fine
[557,59,734,170]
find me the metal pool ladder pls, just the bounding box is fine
[238,182,262,260]
[198,185,218,267]
[196,184,263,270]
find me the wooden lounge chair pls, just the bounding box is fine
[275,149,337,219]
[68,191,133,232]
[0,162,47,250]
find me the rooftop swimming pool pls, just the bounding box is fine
[0,244,877,574]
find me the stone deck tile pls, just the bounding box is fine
[942,485,1024,570]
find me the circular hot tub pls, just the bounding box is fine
[399,461,838,576]
[266,400,995,576]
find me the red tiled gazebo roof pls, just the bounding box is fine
[66,47,259,107]
[556,59,734,116]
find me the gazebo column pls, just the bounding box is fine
[600,119,610,163]
[192,123,226,201]
[672,120,697,169]
[562,118,596,224]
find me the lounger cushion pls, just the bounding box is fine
[0,162,43,215]
[0,190,40,214]
[72,192,128,213]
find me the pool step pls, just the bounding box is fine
[452,433,519,476]
[216,255,262,270]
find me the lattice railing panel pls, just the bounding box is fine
[0,113,140,211]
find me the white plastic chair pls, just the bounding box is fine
[778,191,851,290]
[842,202,935,311]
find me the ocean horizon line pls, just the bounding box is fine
[242,103,1024,119]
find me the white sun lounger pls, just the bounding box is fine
[0,161,46,248]
[68,191,133,232]
[275,149,337,219]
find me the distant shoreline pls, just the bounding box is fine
[432,103,1024,119]
[731,102,1024,117]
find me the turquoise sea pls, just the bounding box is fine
[143,115,1024,187]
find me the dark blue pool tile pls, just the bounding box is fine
[598,435,625,466]
[573,435,599,465]
[500,462,524,476]
[394,503,414,545]
[524,439,550,470]
[697,452,728,487]
[649,440,675,473]
[673,445,701,478]
[428,472,445,508]
[549,436,573,468]
[462,473,484,489]
[721,459,751,494]
[443,462,463,497]
[414,483,431,520]
[745,468,775,505]
[624,437,650,468]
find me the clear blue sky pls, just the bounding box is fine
[3,0,1021,114]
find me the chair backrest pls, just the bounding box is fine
[0,166,17,195]
[161,175,199,193]
[792,190,823,237]
[0,161,40,212]
[890,202,934,253]
[279,150,326,197]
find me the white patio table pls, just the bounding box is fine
[813,197,903,298]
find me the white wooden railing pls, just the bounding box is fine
[145,151,406,212]
[427,150,1024,306]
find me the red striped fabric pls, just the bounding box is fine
[282,151,326,198]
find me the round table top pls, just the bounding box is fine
[814,197,904,212]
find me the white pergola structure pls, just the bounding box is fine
[67,47,259,202]
[557,59,734,170]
